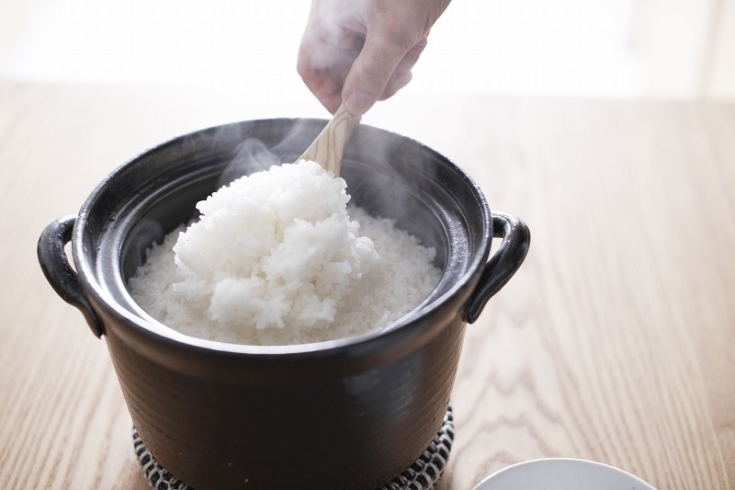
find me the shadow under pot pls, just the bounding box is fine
[38,119,530,490]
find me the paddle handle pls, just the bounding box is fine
[298,103,361,175]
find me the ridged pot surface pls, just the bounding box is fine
[37,119,531,489]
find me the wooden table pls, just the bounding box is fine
[1,82,733,489]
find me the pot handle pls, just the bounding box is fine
[464,212,530,324]
[37,216,104,337]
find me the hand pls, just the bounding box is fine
[297,0,451,115]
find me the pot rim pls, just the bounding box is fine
[72,118,493,357]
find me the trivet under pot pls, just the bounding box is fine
[134,407,455,490]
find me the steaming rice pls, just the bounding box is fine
[128,160,441,345]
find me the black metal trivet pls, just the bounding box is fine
[134,406,454,490]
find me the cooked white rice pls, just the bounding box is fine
[128,160,441,345]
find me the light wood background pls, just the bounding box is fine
[0,83,734,489]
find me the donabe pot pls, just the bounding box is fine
[38,119,530,490]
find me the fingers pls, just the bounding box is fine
[298,1,361,114]
[297,45,350,114]
[298,0,450,115]
[379,36,427,100]
[342,26,422,115]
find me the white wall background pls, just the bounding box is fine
[0,0,733,101]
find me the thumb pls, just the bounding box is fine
[342,34,411,115]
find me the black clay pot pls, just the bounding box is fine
[38,119,530,490]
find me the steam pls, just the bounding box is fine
[297,0,370,113]
[208,117,440,250]
[204,115,446,268]
[302,0,367,70]
[217,137,281,188]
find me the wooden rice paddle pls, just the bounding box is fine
[298,103,361,176]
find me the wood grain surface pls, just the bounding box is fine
[298,102,361,175]
[0,83,733,489]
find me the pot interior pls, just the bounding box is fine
[78,119,490,344]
